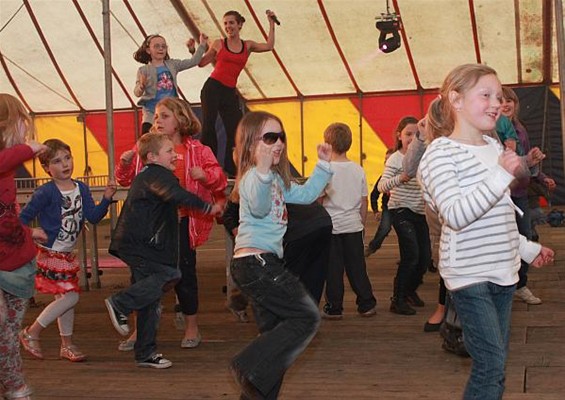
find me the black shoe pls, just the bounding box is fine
[136,353,172,369]
[406,292,425,307]
[423,321,441,332]
[321,304,343,320]
[104,298,129,336]
[389,300,416,315]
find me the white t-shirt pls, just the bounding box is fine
[52,185,82,252]
[323,160,367,234]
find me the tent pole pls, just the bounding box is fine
[102,0,116,228]
[555,0,565,181]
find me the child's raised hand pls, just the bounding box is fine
[526,147,546,167]
[189,166,207,182]
[317,143,332,162]
[255,141,274,174]
[199,33,209,45]
[499,148,522,177]
[530,246,554,268]
[104,179,117,200]
[120,150,135,165]
[31,227,48,244]
[186,38,196,54]
[26,140,47,155]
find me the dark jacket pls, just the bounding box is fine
[109,163,212,266]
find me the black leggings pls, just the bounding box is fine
[200,78,242,177]
[174,217,198,315]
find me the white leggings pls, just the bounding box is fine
[36,292,79,337]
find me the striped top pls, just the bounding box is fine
[377,150,425,215]
[418,136,541,290]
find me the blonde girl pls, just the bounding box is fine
[228,111,332,399]
[418,64,554,399]
[0,93,47,400]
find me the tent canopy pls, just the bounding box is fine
[0,0,562,114]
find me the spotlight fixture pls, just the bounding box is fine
[376,2,401,53]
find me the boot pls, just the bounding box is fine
[389,277,416,315]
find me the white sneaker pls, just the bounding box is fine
[515,286,542,305]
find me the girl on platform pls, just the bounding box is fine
[0,93,47,400]
[198,10,277,176]
[134,33,208,134]
[229,111,332,399]
[418,64,554,399]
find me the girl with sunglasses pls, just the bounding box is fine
[133,33,208,135]
[229,111,332,399]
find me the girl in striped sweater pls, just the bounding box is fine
[378,117,432,315]
[418,64,554,400]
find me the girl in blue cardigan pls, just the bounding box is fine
[19,139,115,362]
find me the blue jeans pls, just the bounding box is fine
[368,208,392,252]
[230,253,320,398]
[450,282,515,400]
[110,256,181,362]
[512,195,532,288]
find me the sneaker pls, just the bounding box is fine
[406,292,425,307]
[515,286,542,305]
[359,307,376,317]
[118,339,136,352]
[321,304,343,320]
[104,298,129,336]
[136,353,172,369]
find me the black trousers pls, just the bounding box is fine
[200,78,242,176]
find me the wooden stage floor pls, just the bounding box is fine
[21,218,565,399]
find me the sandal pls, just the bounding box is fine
[5,384,33,399]
[18,327,43,360]
[60,344,87,362]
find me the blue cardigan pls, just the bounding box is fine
[20,180,112,248]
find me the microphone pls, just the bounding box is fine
[266,10,280,25]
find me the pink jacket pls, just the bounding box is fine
[116,138,227,249]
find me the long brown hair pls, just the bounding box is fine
[0,93,34,150]
[133,34,170,64]
[427,64,498,139]
[232,111,292,200]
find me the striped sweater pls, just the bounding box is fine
[418,136,541,290]
[378,150,425,215]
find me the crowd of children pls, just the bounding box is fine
[1,13,560,398]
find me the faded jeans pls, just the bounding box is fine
[450,281,515,400]
[110,256,181,362]
[230,253,320,398]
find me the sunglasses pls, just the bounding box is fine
[260,131,286,145]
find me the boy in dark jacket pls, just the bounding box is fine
[105,133,221,369]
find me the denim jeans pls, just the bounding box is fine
[110,256,181,362]
[230,253,320,398]
[368,208,392,252]
[450,282,515,400]
[391,208,431,295]
[512,195,532,288]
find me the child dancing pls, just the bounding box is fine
[0,93,47,400]
[229,111,332,398]
[18,139,115,362]
[418,64,554,399]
